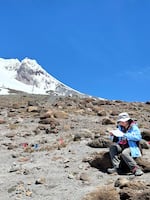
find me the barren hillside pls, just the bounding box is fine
[0,94,150,200]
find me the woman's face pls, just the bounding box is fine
[119,121,128,127]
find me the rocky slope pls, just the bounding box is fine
[0,94,150,200]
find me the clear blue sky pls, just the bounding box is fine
[1,0,150,102]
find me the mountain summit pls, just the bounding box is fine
[0,57,84,96]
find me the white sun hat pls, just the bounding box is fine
[117,112,131,122]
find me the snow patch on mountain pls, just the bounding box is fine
[0,57,83,96]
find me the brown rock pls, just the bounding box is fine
[40,110,53,119]
[53,110,68,119]
[97,110,107,116]
[88,151,112,172]
[141,129,150,141]
[27,106,41,112]
[0,118,6,124]
[102,118,115,125]
[87,138,112,148]
[83,185,120,200]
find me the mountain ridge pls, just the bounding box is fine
[0,57,89,98]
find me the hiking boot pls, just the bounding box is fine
[107,167,118,174]
[132,167,143,176]
[134,168,143,176]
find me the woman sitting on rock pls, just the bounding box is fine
[107,112,143,176]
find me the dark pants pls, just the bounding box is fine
[109,143,138,171]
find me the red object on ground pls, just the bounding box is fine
[22,143,28,148]
[59,138,64,145]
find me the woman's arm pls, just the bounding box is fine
[124,125,142,141]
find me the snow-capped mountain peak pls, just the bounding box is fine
[0,58,20,71]
[0,57,83,96]
[21,57,44,71]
